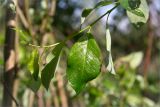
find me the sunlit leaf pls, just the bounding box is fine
[126,94,142,106]
[143,97,155,107]
[28,49,39,81]
[116,51,143,69]
[127,0,149,27]
[41,43,63,90]
[67,32,101,93]
[106,28,115,74]
[120,0,144,17]
[14,28,31,44]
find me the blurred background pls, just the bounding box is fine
[0,0,160,107]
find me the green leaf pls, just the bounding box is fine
[28,49,39,81]
[120,0,128,8]
[106,28,115,74]
[27,77,41,93]
[95,1,113,8]
[120,0,141,9]
[127,0,149,27]
[128,9,144,17]
[128,0,141,9]
[120,0,144,17]
[116,51,143,69]
[0,58,3,65]
[14,28,31,44]
[81,1,113,18]
[82,8,93,17]
[41,43,63,90]
[67,33,101,93]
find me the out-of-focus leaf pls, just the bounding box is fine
[106,28,115,74]
[126,94,142,106]
[41,43,63,90]
[28,49,39,80]
[46,53,54,63]
[136,75,145,89]
[67,33,101,93]
[27,77,41,93]
[143,97,155,107]
[121,70,136,88]
[14,28,31,44]
[0,59,3,65]
[127,0,149,27]
[116,51,143,69]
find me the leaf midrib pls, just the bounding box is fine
[81,35,89,81]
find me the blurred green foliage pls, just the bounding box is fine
[0,0,159,107]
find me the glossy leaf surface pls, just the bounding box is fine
[67,33,101,93]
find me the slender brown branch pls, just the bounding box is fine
[16,4,29,28]
[143,17,154,80]
[50,84,60,107]
[56,71,68,107]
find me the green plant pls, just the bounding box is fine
[20,0,149,94]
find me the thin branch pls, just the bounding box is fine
[27,3,119,49]
[64,4,119,42]
[16,4,29,28]
[29,42,60,48]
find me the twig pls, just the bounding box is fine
[143,17,154,80]
[16,4,29,28]
[29,42,60,48]
[64,4,119,43]
[56,71,68,107]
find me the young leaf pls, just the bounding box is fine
[127,0,149,27]
[41,43,63,90]
[116,51,143,69]
[14,28,31,44]
[106,28,115,74]
[28,49,39,81]
[67,33,101,93]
